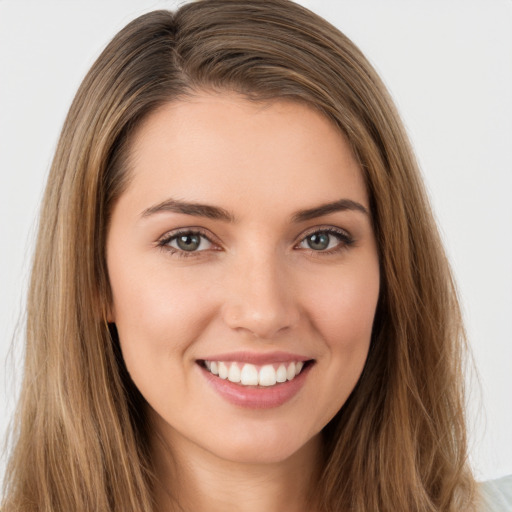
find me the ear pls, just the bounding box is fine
[100,288,116,324]
[106,302,116,323]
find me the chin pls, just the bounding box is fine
[203,423,320,466]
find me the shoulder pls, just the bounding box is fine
[477,474,512,512]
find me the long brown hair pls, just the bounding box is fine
[2,1,476,510]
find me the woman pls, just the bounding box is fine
[2,1,509,510]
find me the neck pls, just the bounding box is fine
[151,425,322,512]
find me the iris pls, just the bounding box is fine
[177,234,201,251]
[306,232,330,251]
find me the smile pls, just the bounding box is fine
[203,360,305,387]
[197,352,314,408]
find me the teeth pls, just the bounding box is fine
[228,363,241,383]
[276,364,287,383]
[204,360,307,387]
[240,364,259,386]
[286,362,296,381]
[259,365,277,386]
[218,362,228,379]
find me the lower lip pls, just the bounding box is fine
[199,363,312,409]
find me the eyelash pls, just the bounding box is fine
[298,227,355,255]
[157,229,218,259]
[156,226,355,259]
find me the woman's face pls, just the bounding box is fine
[106,92,380,465]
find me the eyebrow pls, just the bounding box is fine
[141,197,368,222]
[292,199,369,222]
[141,198,234,222]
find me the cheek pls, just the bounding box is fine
[306,264,380,350]
[108,258,215,373]
[309,261,377,381]
[303,263,379,425]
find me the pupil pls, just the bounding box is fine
[177,234,200,251]
[308,233,329,250]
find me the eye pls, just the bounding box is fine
[297,228,353,253]
[158,230,214,255]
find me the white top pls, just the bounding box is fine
[478,475,512,511]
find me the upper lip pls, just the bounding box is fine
[197,351,312,365]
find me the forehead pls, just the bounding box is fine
[122,92,368,218]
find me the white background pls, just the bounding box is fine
[1,0,511,483]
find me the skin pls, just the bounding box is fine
[106,92,380,512]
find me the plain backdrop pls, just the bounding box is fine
[1,0,511,483]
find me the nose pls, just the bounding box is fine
[221,254,300,339]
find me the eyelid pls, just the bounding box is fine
[298,224,351,238]
[294,225,355,253]
[156,224,354,258]
[157,227,221,256]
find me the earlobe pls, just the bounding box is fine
[104,295,116,323]
[106,303,116,323]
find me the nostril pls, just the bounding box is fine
[221,304,300,340]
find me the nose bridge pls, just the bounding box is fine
[221,247,299,339]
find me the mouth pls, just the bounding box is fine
[196,355,315,408]
[199,359,312,387]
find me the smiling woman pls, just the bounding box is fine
[1,1,508,511]
[106,95,380,477]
